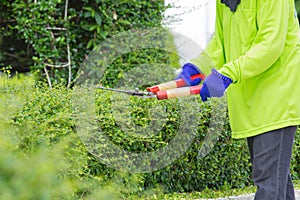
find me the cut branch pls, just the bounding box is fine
[66,36,72,88]
[65,0,72,88]
[44,66,52,89]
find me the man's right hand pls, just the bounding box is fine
[175,63,205,86]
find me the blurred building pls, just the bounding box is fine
[163,0,216,63]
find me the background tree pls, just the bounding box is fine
[1,0,168,87]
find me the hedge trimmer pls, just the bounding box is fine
[96,74,204,100]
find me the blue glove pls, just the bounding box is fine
[176,63,204,86]
[200,68,233,101]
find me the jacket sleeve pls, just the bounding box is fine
[218,0,289,83]
[191,1,225,75]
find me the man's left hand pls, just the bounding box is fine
[200,68,233,101]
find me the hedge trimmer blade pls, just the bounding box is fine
[95,86,157,98]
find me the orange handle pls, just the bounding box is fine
[147,74,205,94]
[156,85,202,100]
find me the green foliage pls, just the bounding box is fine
[0,76,142,199]
[0,1,33,72]
[6,0,167,85]
[296,0,300,19]
[292,128,300,180]
[161,185,256,199]
[3,75,300,199]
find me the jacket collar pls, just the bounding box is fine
[221,0,241,12]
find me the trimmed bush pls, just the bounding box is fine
[4,75,299,198]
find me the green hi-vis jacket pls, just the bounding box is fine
[192,0,300,138]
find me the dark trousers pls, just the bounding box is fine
[247,126,297,200]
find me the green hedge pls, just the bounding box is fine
[2,75,299,199]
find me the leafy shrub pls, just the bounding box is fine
[3,75,300,198]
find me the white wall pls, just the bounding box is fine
[163,0,216,60]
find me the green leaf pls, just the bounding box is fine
[87,39,94,49]
[84,11,92,18]
[99,30,108,39]
[118,19,131,25]
[96,26,101,34]
[89,25,97,31]
[95,12,102,26]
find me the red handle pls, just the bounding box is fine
[147,74,205,94]
[156,85,202,100]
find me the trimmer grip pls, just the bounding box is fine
[147,74,205,94]
[156,85,202,100]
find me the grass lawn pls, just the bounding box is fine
[160,186,256,199]
[160,181,300,199]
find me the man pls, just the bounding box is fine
[177,0,300,199]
